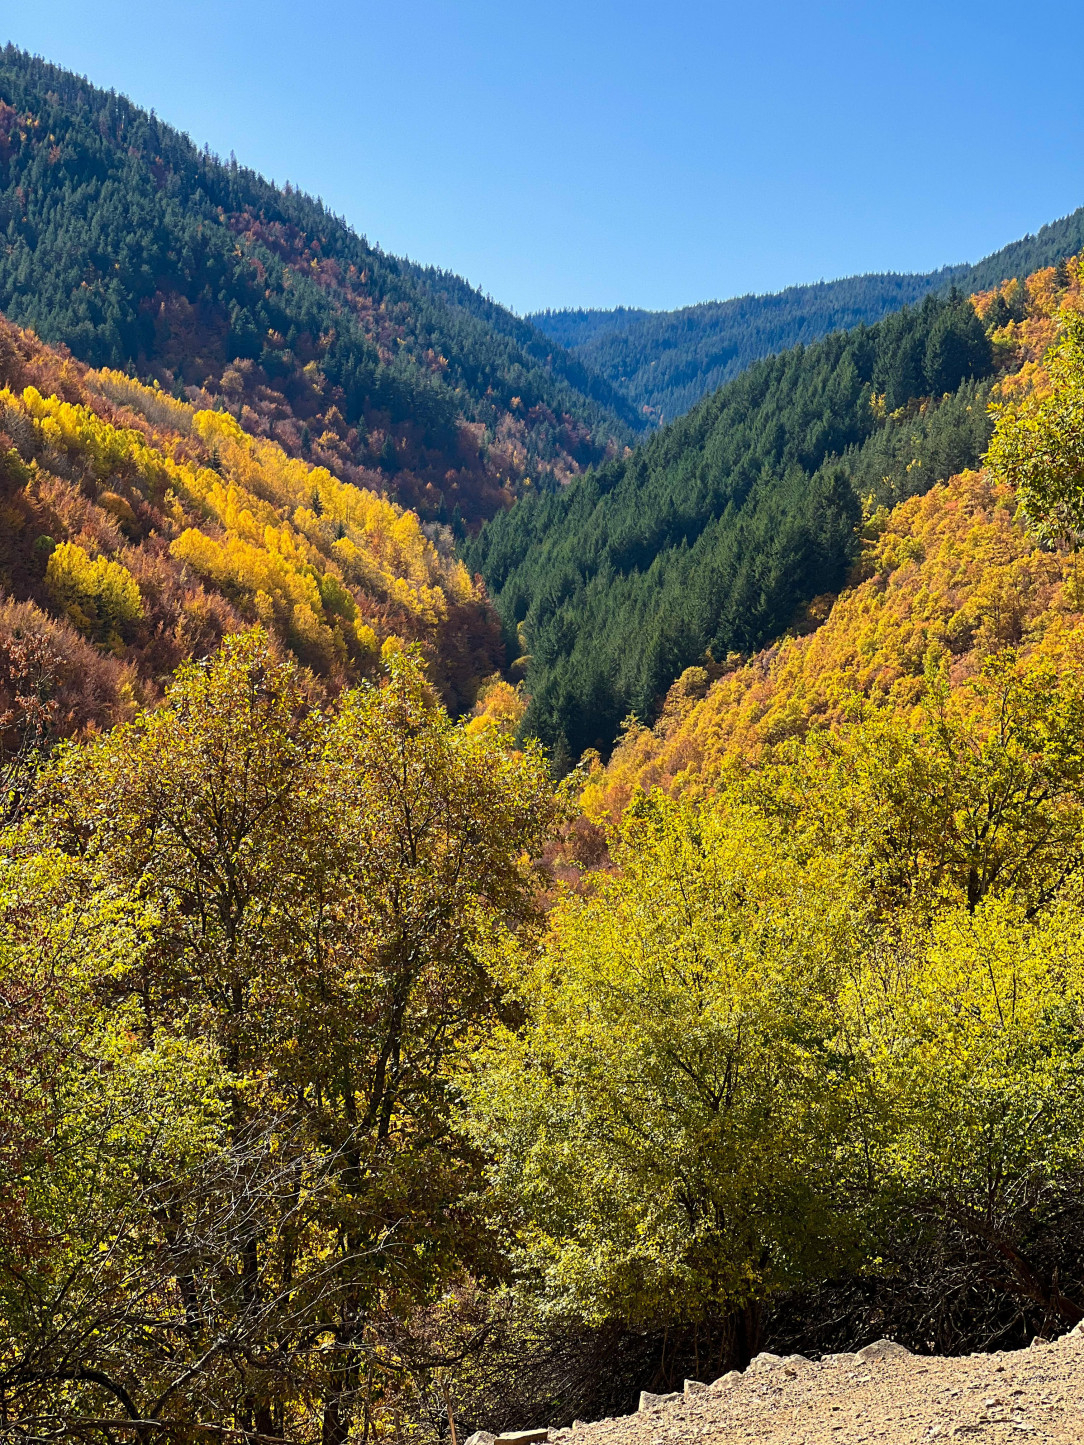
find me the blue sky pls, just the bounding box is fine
[6,1,1084,314]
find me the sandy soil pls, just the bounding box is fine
[548,1327,1084,1444]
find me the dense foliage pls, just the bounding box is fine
[0,632,558,1439]
[0,312,507,737]
[467,291,995,761]
[9,632,1084,1441]
[0,47,639,528]
[472,655,1084,1360]
[531,206,1084,423]
[987,308,1084,544]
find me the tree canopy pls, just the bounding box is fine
[1,631,557,1437]
[469,656,1084,1357]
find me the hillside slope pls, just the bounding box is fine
[0,47,640,529]
[581,266,1083,817]
[532,207,1084,422]
[0,311,502,741]
[582,468,1081,819]
[468,282,1010,761]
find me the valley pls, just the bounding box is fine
[4,35,1084,1445]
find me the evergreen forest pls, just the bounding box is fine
[466,289,1000,760]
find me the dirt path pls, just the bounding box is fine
[550,1328,1084,1444]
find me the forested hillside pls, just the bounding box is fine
[0,310,504,738]
[583,470,1075,820]
[0,47,640,530]
[467,284,1005,761]
[10,257,1084,1438]
[580,262,1083,817]
[531,271,966,422]
[12,31,1084,1442]
[531,206,1084,421]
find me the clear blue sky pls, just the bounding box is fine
[6,1,1084,315]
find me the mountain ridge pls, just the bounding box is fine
[530,206,1084,422]
[0,45,641,531]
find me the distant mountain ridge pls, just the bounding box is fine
[530,207,1084,421]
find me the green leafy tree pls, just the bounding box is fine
[466,795,866,1356]
[760,654,1084,916]
[467,656,1084,1360]
[6,629,558,1439]
[987,308,1084,545]
[843,893,1084,1328]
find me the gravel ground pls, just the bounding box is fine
[545,1327,1084,1444]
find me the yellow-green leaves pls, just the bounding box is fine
[756,651,1084,917]
[467,796,867,1326]
[45,540,143,650]
[851,895,1084,1206]
[466,658,1084,1335]
[987,307,1084,545]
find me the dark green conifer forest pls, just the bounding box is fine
[466,293,996,759]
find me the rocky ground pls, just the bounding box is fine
[492,1326,1084,1444]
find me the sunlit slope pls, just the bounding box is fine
[582,261,1084,819]
[0,313,501,732]
[0,47,639,530]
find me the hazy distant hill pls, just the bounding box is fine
[530,208,1084,421]
[0,46,640,528]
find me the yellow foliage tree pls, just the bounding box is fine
[45,541,143,650]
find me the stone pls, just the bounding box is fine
[683,1379,709,1396]
[463,1435,496,1445]
[783,1354,811,1375]
[824,1352,859,1365]
[496,1433,549,1445]
[856,1339,912,1364]
[710,1370,742,1388]
[638,1391,681,1412]
[748,1351,784,1372]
